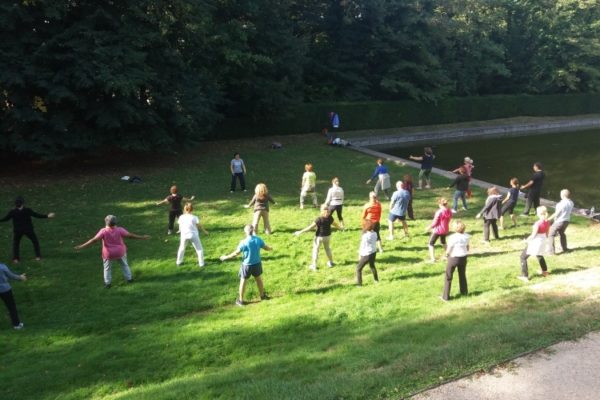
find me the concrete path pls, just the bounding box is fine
[411,331,600,400]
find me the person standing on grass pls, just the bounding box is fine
[388,181,410,240]
[362,192,384,253]
[324,177,345,229]
[0,262,27,330]
[74,215,150,288]
[518,206,550,282]
[295,204,340,271]
[230,152,247,193]
[300,163,318,209]
[409,147,435,189]
[356,219,379,286]
[426,198,452,263]
[547,189,574,254]
[448,167,469,213]
[520,162,545,216]
[176,203,208,267]
[403,174,415,220]
[500,178,520,229]
[476,186,503,244]
[452,157,475,198]
[220,225,271,306]
[156,185,194,235]
[245,183,276,235]
[0,196,55,263]
[366,159,391,200]
[441,220,470,302]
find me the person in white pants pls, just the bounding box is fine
[176,203,208,267]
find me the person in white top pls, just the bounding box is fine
[324,177,345,229]
[441,220,470,301]
[356,219,379,286]
[547,189,574,254]
[176,203,208,267]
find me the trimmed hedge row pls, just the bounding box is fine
[212,93,600,139]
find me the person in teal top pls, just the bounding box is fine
[220,225,272,306]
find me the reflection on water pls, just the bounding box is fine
[384,129,600,208]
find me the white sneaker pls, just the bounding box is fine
[327,261,334,268]
[14,322,24,330]
[387,235,394,241]
[309,264,317,271]
[517,276,529,282]
[451,209,457,214]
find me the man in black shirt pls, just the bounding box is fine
[0,196,55,262]
[521,162,545,216]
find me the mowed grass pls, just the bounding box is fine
[1,133,600,400]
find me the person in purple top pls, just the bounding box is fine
[0,196,55,263]
[0,262,27,330]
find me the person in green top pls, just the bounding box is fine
[300,163,318,209]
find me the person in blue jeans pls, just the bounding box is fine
[230,152,247,192]
[220,225,272,306]
[0,263,27,330]
[448,167,469,213]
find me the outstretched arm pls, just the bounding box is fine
[126,232,151,240]
[74,236,100,250]
[295,222,317,236]
[0,210,12,222]
[183,195,195,202]
[262,244,273,251]
[220,249,241,261]
[156,197,169,206]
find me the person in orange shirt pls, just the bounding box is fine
[362,191,384,253]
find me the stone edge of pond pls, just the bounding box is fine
[347,118,600,148]
[345,143,592,219]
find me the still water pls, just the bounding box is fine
[385,129,600,208]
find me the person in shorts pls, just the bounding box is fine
[388,181,410,240]
[220,225,272,306]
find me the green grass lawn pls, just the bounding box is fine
[2,133,600,400]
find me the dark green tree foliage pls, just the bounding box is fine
[211,0,306,117]
[1,0,600,158]
[0,0,220,158]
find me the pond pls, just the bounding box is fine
[383,129,600,209]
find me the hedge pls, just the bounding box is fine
[212,93,600,139]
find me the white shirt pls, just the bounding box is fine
[178,214,200,239]
[554,199,574,223]
[447,233,470,258]
[325,186,344,206]
[359,231,378,256]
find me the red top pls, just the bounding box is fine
[534,219,550,234]
[363,201,382,222]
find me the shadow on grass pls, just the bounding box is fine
[294,283,347,295]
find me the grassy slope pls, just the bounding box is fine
[1,133,599,400]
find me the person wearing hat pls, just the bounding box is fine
[74,215,150,288]
[0,196,55,263]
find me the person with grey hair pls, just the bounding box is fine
[547,189,574,254]
[220,225,272,306]
[388,181,411,240]
[74,215,150,288]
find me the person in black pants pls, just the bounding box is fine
[0,196,55,263]
[476,186,502,243]
[156,185,194,235]
[441,220,470,301]
[520,162,545,216]
[0,262,27,329]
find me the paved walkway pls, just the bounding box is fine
[411,330,600,400]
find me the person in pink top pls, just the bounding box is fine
[75,215,150,288]
[426,198,452,263]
